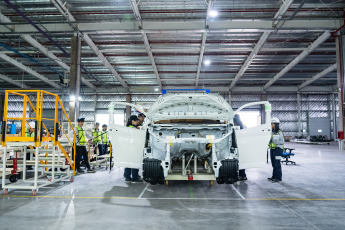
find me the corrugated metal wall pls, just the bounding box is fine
[5,92,338,139]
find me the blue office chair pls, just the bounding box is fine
[281,148,296,165]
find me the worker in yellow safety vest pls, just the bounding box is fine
[100,124,109,155]
[92,122,102,155]
[69,117,94,173]
[25,121,35,137]
[268,117,284,183]
[25,121,36,166]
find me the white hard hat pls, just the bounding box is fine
[271,117,280,124]
[29,122,35,128]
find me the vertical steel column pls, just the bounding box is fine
[94,94,98,122]
[297,92,301,137]
[261,93,267,124]
[331,93,337,140]
[0,93,4,122]
[336,33,345,139]
[126,94,131,122]
[69,33,81,122]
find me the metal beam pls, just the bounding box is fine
[273,0,294,25]
[0,20,342,34]
[0,12,96,90]
[195,33,207,87]
[0,74,29,88]
[129,0,162,88]
[229,31,271,90]
[195,1,214,87]
[51,0,128,88]
[0,54,62,89]
[229,1,295,90]
[298,64,337,89]
[263,31,331,90]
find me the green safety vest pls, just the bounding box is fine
[25,128,35,137]
[76,126,87,145]
[128,125,134,128]
[269,130,284,149]
[92,129,102,144]
[102,131,108,144]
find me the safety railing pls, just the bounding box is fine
[1,90,77,174]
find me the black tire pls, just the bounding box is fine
[217,159,239,184]
[9,175,18,183]
[143,159,164,185]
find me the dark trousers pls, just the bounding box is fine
[74,146,90,170]
[94,143,103,155]
[270,148,283,181]
[101,144,108,155]
[124,168,139,180]
[239,169,246,177]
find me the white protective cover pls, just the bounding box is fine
[109,124,147,169]
[235,102,271,169]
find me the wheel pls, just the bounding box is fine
[32,190,37,196]
[216,178,224,184]
[165,180,168,186]
[3,189,8,195]
[47,176,52,181]
[9,175,18,183]
[210,180,214,186]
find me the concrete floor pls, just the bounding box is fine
[1,142,345,230]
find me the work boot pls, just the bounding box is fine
[267,177,274,181]
[86,168,95,173]
[77,168,84,173]
[239,176,247,181]
[131,178,143,183]
[271,178,282,183]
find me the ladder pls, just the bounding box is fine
[1,90,77,195]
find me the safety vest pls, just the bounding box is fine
[25,128,35,137]
[76,126,87,145]
[102,131,108,144]
[92,129,102,144]
[128,125,134,128]
[269,130,284,149]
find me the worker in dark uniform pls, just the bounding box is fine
[233,114,247,181]
[124,115,143,183]
[268,117,284,183]
[69,117,94,173]
[138,113,146,126]
[92,122,102,155]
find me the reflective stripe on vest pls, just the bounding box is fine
[128,125,134,128]
[25,127,35,137]
[102,132,108,143]
[92,129,102,143]
[76,126,87,145]
[269,130,284,149]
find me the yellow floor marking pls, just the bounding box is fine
[1,195,345,201]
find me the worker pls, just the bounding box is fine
[25,121,35,137]
[92,122,102,155]
[25,121,36,168]
[69,117,94,173]
[124,115,143,183]
[268,117,284,183]
[233,114,247,181]
[101,124,109,155]
[138,113,146,126]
